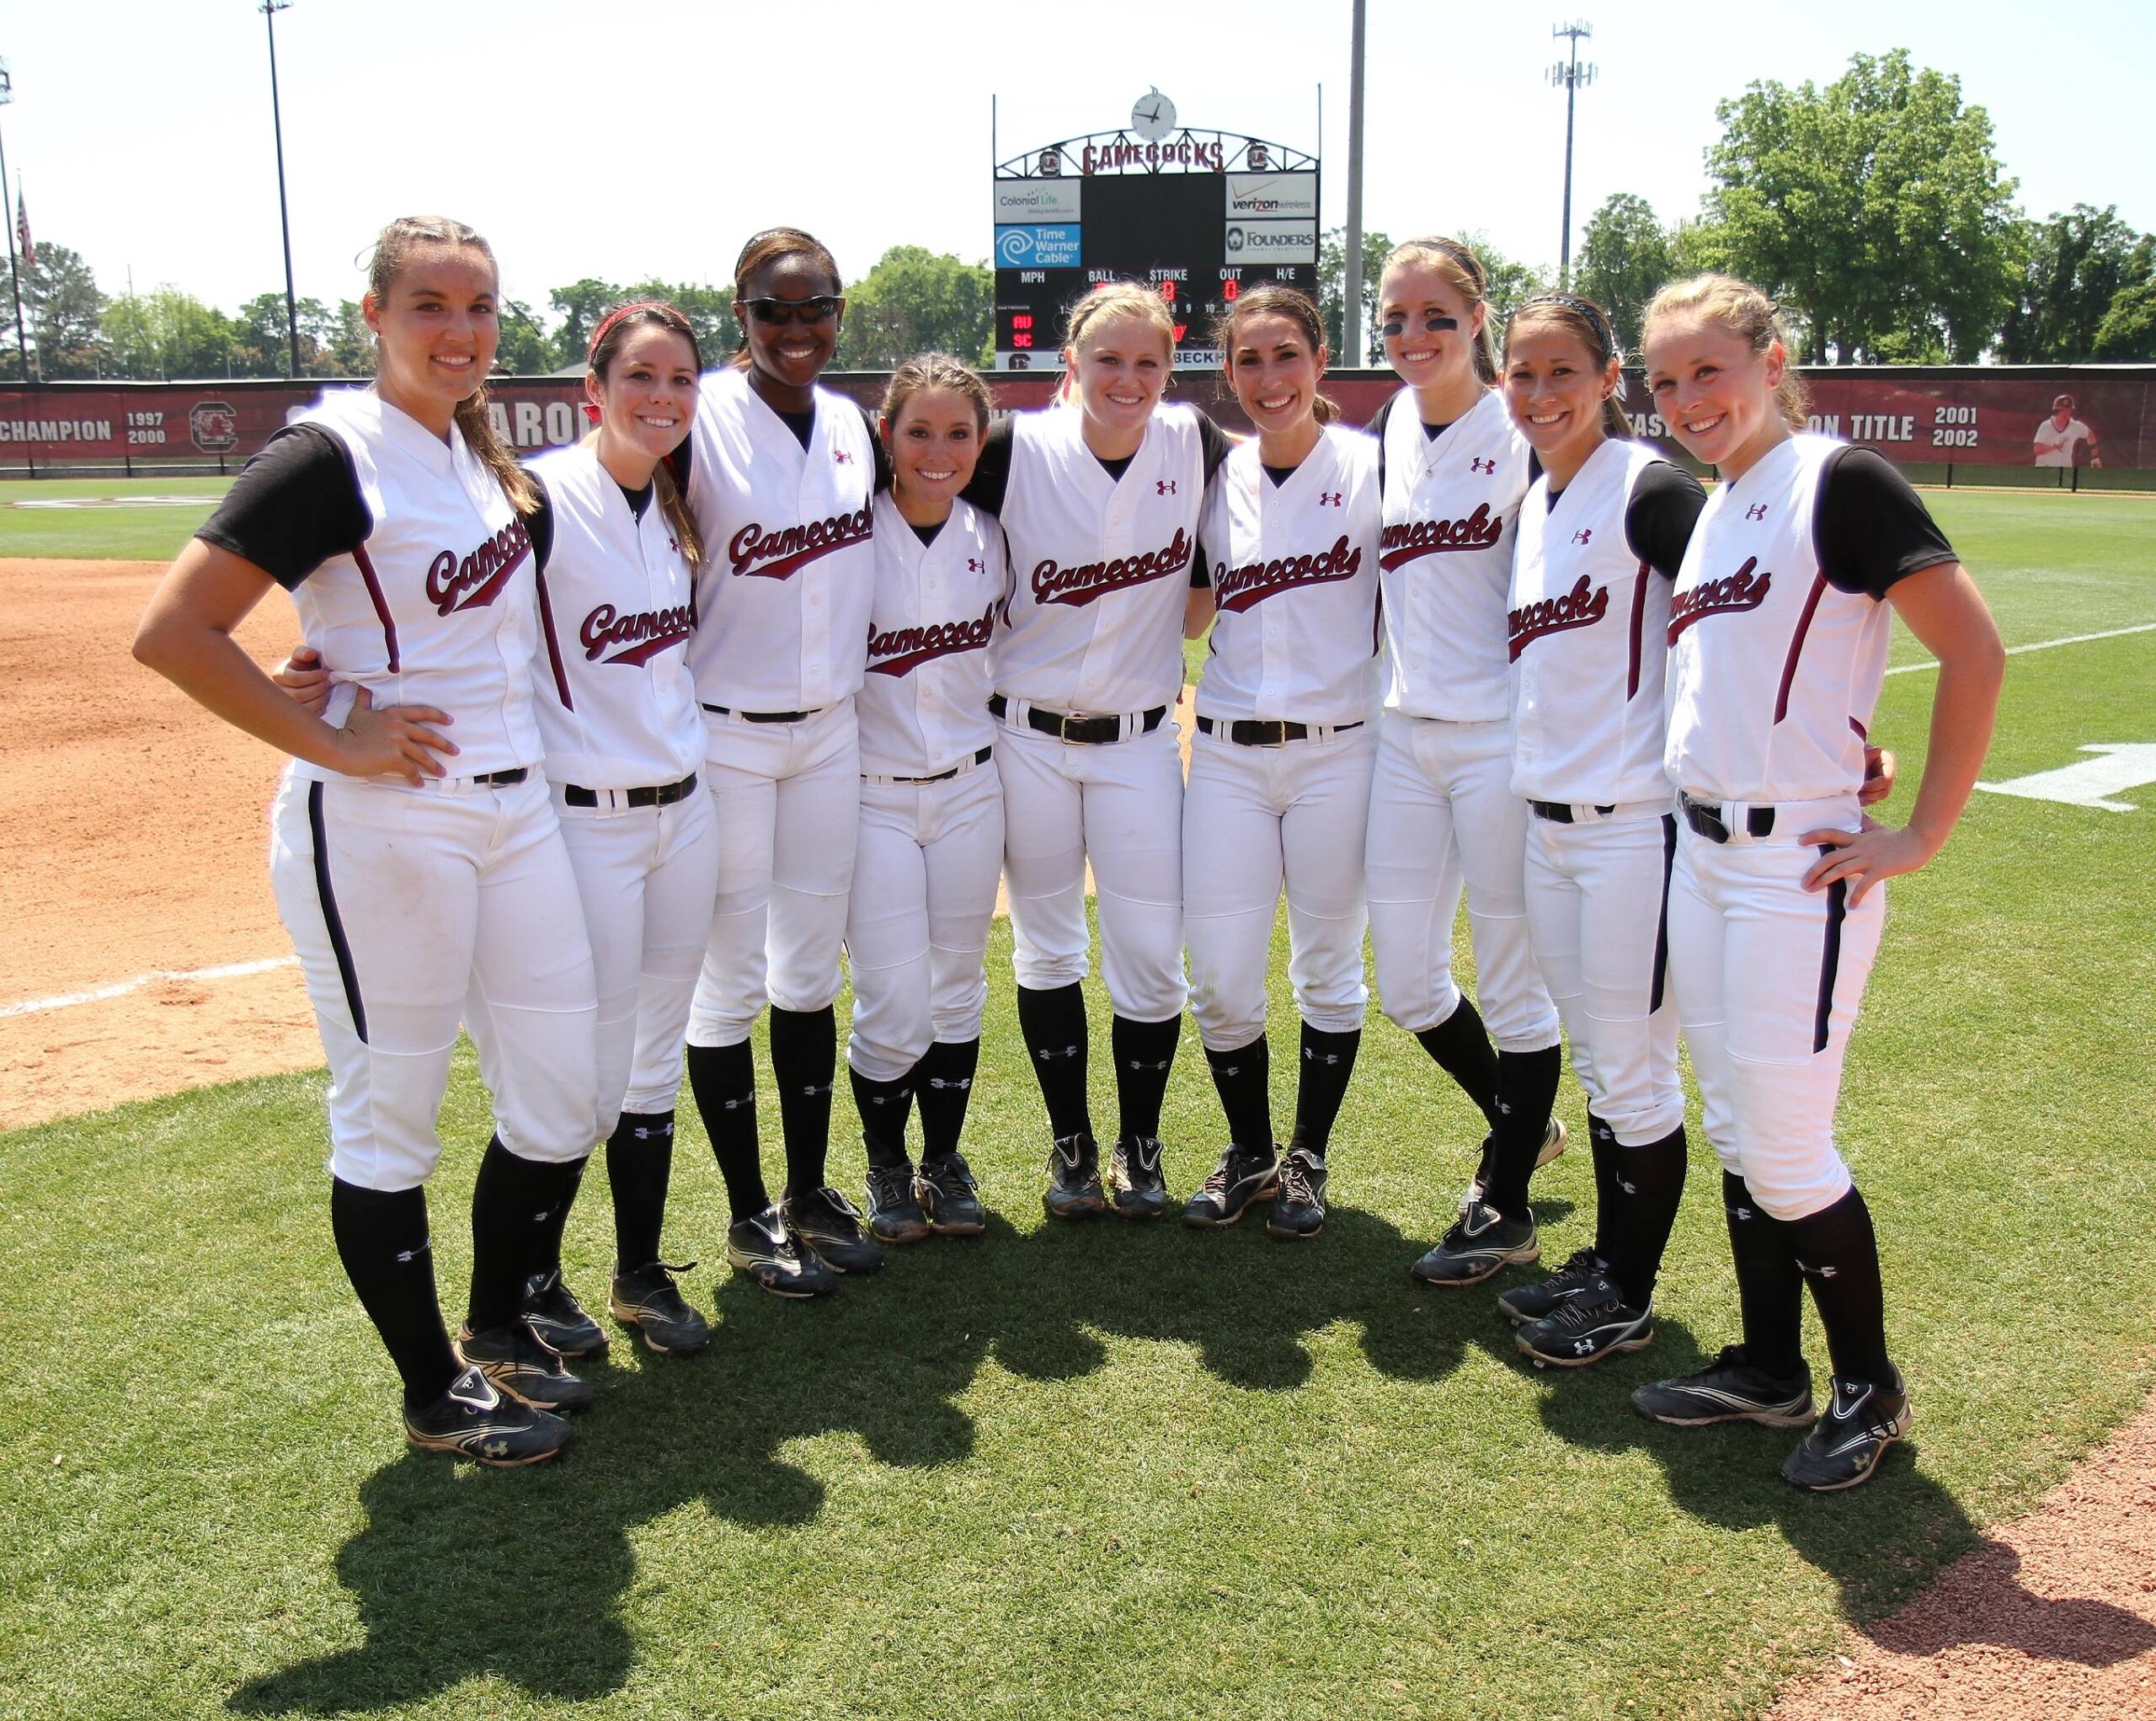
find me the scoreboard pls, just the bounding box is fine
[992,128,1321,371]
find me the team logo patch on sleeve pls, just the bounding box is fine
[728,505,873,579]
[1668,556,1774,641]
[866,601,1000,676]
[1214,535,1362,612]
[1508,575,1609,659]
[1031,528,1193,607]
[1376,505,1503,571]
[425,517,532,615]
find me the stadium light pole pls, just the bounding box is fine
[0,60,31,384]
[262,0,302,378]
[1343,0,1366,366]
[1549,22,1596,287]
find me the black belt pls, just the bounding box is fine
[563,771,699,810]
[1198,715,1364,747]
[1678,790,1776,844]
[989,693,1166,746]
[878,746,993,786]
[702,703,823,724]
[1530,799,1615,824]
[472,767,528,787]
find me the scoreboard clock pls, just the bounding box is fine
[992,114,1320,371]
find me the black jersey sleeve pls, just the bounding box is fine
[1623,462,1709,579]
[524,472,555,575]
[1193,408,1233,484]
[195,425,370,591]
[857,402,894,494]
[962,417,1016,517]
[1815,446,1960,599]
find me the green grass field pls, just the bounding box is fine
[0,476,234,561]
[3,485,2154,1718]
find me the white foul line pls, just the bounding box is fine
[0,955,297,1020]
[1886,620,2156,676]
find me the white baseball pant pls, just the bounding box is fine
[1523,805,1684,1146]
[845,756,1005,1083]
[1365,712,1561,1050]
[553,783,721,1130]
[270,771,600,1193]
[1183,723,1376,1050]
[686,698,860,1047]
[996,708,1187,1023]
[1666,792,1885,1221]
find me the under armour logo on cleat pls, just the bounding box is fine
[1157,479,1177,495]
[1572,527,1593,545]
[482,1439,508,1458]
[1470,457,1497,474]
[1745,503,1769,521]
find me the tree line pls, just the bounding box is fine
[3,48,2150,384]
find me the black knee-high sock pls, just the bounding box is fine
[1724,1170,1805,1378]
[1203,1034,1273,1150]
[605,1109,675,1270]
[1113,1013,1182,1143]
[535,1154,588,1278]
[1413,997,1501,1130]
[769,1004,837,1196]
[686,1040,769,1221]
[1588,1114,1619,1264]
[1479,1045,1562,1220]
[331,1179,459,1409]
[849,1066,915,1169]
[467,1136,585,1334]
[913,1037,980,1162]
[1017,982,1091,1140]
[1782,1185,1894,1386]
[1289,1024,1361,1158]
[1598,1123,1689,1310]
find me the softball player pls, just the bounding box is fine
[134,216,599,1466]
[1631,274,2003,1490]
[961,281,1230,1220]
[1488,292,1707,1366]
[1178,286,1380,1238]
[1364,238,1568,1288]
[846,355,1005,1243]
[676,228,882,1296]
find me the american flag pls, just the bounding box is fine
[14,187,29,273]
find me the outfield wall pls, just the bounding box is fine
[3,365,2151,476]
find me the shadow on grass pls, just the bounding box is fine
[1531,1328,2156,1669]
[233,1188,1561,1713]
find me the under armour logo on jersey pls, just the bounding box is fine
[1572,527,1593,545]
[834,450,852,464]
[1745,503,1769,521]
[1469,456,1497,474]
[969,558,984,572]
[667,536,680,554]
[1156,478,1177,495]
[1318,491,1343,507]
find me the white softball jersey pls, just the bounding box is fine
[2032,416,2091,466]
[1508,439,1678,807]
[1377,387,1532,723]
[991,401,1209,715]
[858,492,1006,778]
[288,388,542,780]
[1196,425,1381,726]
[683,368,877,713]
[1665,433,1890,804]
[526,441,703,790]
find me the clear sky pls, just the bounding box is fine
[3,0,2150,322]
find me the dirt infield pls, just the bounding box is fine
[4,555,2153,1716]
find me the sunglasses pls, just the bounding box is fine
[1380,312,1460,339]
[739,296,841,327]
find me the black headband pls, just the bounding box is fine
[1517,291,1619,359]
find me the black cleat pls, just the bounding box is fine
[607,1260,711,1356]
[1266,1148,1327,1239]
[1108,1136,1169,1221]
[1043,1132,1107,1221]
[915,1152,986,1236]
[782,1186,886,1275]
[1631,1344,1817,1429]
[1781,1372,1913,1492]
[1410,1200,1539,1286]
[456,1320,595,1414]
[727,1204,839,1298]
[1497,1247,1608,1326]
[1462,1116,1569,1210]
[863,1162,931,1245]
[1182,1143,1280,1228]
[404,1364,570,1466]
[522,1267,608,1358]
[1516,1275,1654,1367]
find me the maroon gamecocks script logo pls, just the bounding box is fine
[1377,505,1504,571]
[866,601,999,676]
[1214,536,1362,613]
[1032,528,1193,607]
[426,517,532,615]
[1508,575,1609,660]
[1668,556,1774,642]
[729,506,873,579]
[580,600,695,666]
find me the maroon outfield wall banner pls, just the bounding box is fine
[3,365,2151,470]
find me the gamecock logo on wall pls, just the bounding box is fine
[189,401,239,453]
